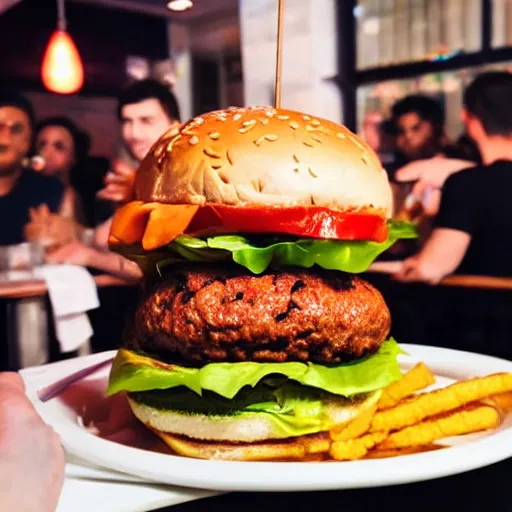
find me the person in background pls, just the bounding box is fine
[394,71,512,283]
[0,90,76,247]
[46,79,181,278]
[35,116,114,230]
[0,372,64,511]
[390,94,449,168]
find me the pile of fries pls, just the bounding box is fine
[306,364,512,461]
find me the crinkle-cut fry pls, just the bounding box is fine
[378,363,435,410]
[365,444,444,459]
[329,431,387,461]
[488,391,512,413]
[376,403,501,450]
[371,372,512,432]
[330,401,377,441]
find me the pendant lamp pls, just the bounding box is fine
[41,0,84,94]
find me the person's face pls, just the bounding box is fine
[35,126,76,178]
[121,99,173,162]
[395,112,437,160]
[0,106,32,176]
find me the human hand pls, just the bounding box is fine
[25,205,80,248]
[393,256,442,285]
[395,157,474,197]
[0,372,65,512]
[45,242,95,267]
[96,160,136,204]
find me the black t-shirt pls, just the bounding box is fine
[0,169,65,246]
[434,160,512,276]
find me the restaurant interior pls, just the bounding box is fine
[0,0,511,511]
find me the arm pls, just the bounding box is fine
[58,186,77,220]
[393,169,476,284]
[45,242,142,281]
[394,228,471,284]
[94,217,113,248]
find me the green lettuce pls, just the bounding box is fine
[107,338,402,399]
[131,382,379,438]
[158,221,417,275]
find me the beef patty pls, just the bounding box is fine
[127,267,391,365]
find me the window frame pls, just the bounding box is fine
[336,0,512,131]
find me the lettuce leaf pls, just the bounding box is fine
[107,338,402,399]
[131,382,379,438]
[161,221,417,275]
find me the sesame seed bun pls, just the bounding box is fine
[134,106,393,217]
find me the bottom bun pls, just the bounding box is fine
[127,391,381,443]
[151,430,332,461]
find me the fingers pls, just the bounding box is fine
[0,372,25,395]
[112,160,136,178]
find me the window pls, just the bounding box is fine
[356,0,482,70]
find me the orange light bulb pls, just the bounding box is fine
[41,30,84,94]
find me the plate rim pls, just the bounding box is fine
[29,344,512,492]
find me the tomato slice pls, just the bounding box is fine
[186,205,388,242]
[109,202,388,250]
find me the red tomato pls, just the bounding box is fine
[186,205,388,242]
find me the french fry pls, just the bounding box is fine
[371,372,512,433]
[378,363,435,410]
[488,391,512,413]
[329,431,387,461]
[365,444,444,459]
[376,403,501,450]
[330,401,377,441]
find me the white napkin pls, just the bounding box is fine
[35,265,100,353]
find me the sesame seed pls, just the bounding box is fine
[293,154,299,163]
[289,121,299,130]
[239,124,256,134]
[265,111,275,117]
[308,167,318,178]
[166,142,174,151]
[303,141,314,147]
[303,115,311,121]
[226,149,234,165]
[261,118,269,125]
[254,136,266,146]
[212,163,223,170]
[294,167,300,173]
[277,115,290,120]
[337,132,346,139]
[306,125,318,132]
[204,147,221,158]
[362,156,368,164]
[233,113,242,121]
[194,117,205,125]
[243,119,257,126]
[209,132,220,140]
[311,135,323,143]
[311,119,321,126]
[189,136,199,145]
[265,134,278,141]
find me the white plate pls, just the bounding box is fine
[28,344,512,492]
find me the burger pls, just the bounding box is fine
[106,106,416,461]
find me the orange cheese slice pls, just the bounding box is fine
[142,204,200,250]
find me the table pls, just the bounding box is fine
[0,271,135,371]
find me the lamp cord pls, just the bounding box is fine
[57,0,66,31]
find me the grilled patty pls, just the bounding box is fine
[127,267,391,365]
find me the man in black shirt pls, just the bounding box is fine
[395,71,512,282]
[0,90,75,246]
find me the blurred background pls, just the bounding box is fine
[1,0,512,370]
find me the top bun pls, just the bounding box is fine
[135,106,393,217]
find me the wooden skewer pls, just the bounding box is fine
[274,0,285,108]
